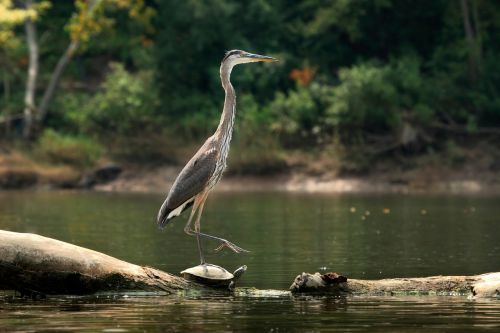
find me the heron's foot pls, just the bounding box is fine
[214,239,250,254]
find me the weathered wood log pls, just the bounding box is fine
[289,272,500,298]
[1,230,498,298]
[0,230,199,295]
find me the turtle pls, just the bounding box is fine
[180,263,247,290]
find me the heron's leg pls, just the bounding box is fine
[183,195,205,264]
[184,193,249,254]
[199,232,250,253]
[193,193,208,264]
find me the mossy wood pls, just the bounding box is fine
[0,230,498,298]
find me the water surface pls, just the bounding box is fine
[0,191,499,331]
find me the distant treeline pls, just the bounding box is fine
[1,0,499,173]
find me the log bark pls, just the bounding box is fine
[0,230,498,298]
[289,272,500,298]
[0,230,198,295]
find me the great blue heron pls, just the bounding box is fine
[157,50,277,264]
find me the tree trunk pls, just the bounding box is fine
[460,0,481,83]
[471,0,482,67]
[36,41,79,123]
[2,74,11,136]
[36,0,100,124]
[1,230,499,298]
[23,0,39,139]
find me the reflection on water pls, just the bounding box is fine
[0,191,499,331]
[1,292,499,332]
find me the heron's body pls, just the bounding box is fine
[156,50,276,263]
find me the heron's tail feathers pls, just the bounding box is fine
[156,199,194,229]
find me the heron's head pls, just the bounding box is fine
[222,49,277,66]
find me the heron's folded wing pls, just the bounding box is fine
[165,147,218,210]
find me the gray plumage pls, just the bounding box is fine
[157,139,218,227]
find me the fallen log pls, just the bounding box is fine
[289,272,500,298]
[0,230,498,298]
[0,230,198,295]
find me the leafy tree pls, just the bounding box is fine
[36,0,155,133]
[1,0,155,138]
[155,1,286,131]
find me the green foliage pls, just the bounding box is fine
[155,0,287,123]
[229,139,288,175]
[264,57,431,146]
[3,0,500,173]
[268,83,332,146]
[329,62,398,131]
[229,94,288,175]
[327,57,429,134]
[80,62,159,136]
[36,129,102,168]
[48,92,91,133]
[67,0,155,45]
[444,140,466,167]
[76,62,180,162]
[304,0,393,41]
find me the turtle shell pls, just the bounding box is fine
[181,264,234,287]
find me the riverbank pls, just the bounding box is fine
[0,151,80,189]
[2,149,500,194]
[93,142,500,194]
[94,164,500,195]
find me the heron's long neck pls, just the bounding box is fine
[216,62,236,152]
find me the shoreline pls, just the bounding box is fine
[93,165,500,195]
[2,151,499,195]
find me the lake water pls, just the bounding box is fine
[0,191,499,332]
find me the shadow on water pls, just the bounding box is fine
[1,190,499,331]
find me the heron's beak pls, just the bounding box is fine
[245,52,278,63]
